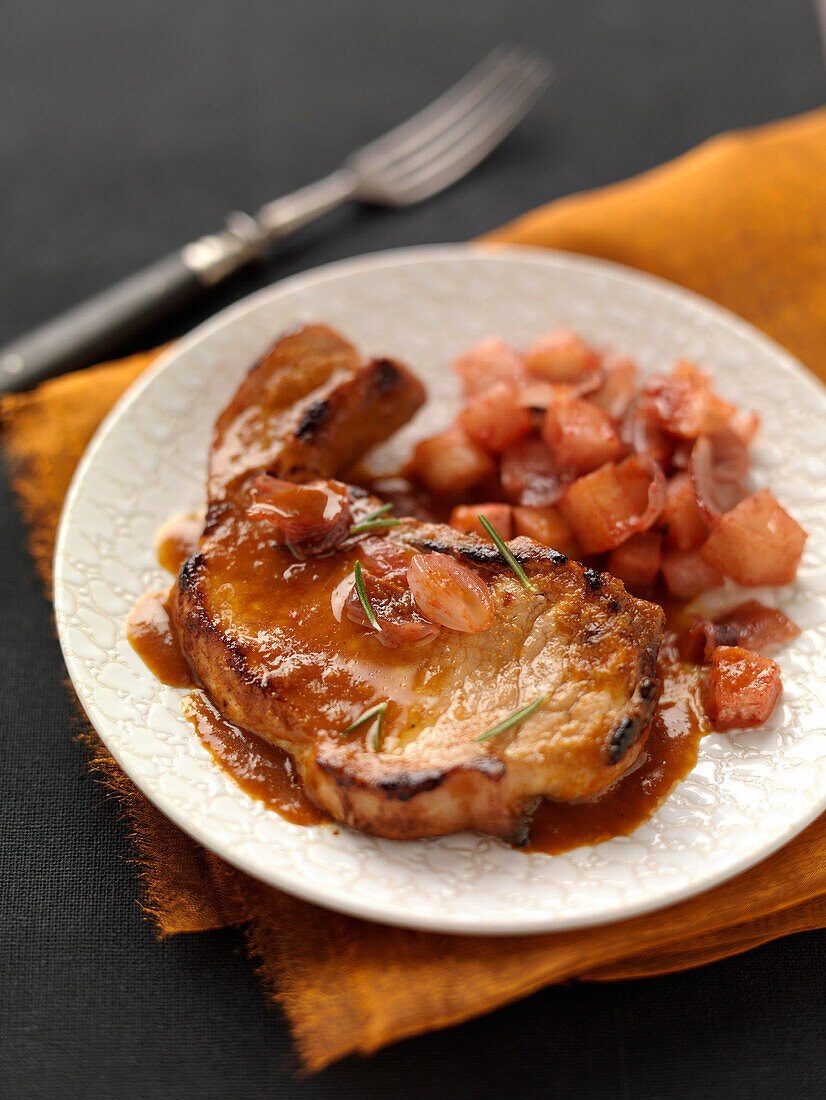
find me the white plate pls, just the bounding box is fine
[54,245,826,935]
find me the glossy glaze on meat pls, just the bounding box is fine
[173,324,665,842]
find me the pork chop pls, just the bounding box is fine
[208,323,425,506]
[174,325,665,842]
[176,513,662,841]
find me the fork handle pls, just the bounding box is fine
[0,252,207,393]
[0,170,358,394]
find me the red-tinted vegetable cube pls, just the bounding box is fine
[702,646,782,730]
[700,489,807,587]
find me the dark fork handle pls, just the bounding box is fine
[0,179,354,394]
[0,253,203,394]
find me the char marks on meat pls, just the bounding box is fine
[174,324,665,842]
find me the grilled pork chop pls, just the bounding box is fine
[174,325,665,842]
[209,323,425,506]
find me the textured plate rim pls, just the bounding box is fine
[54,243,826,935]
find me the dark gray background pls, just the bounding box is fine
[2,1,825,1097]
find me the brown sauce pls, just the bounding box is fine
[155,510,204,574]
[125,590,193,688]
[128,510,709,851]
[528,660,707,853]
[181,690,326,826]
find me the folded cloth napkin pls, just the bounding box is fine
[4,107,826,1073]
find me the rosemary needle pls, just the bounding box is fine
[478,514,537,593]
[350,503,401,535]
[475,693,549,743]
[360,502,394,522]
[350,517,402,535]
[369,715,384,753]
[342,701,389,736]
[353,560,380,630]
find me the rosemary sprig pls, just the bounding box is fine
[478,514,537,593]
[475,693,549,743]
[369,713,384,752]
[350,517,402,535]
[342,701,389,737]
[350,503,401,535]
[353,560,380,630]
[361,502,394,522]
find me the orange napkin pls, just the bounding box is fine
[4,107,826,1073]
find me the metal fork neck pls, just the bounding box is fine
[257,167,359,239]
[181,168,359,286]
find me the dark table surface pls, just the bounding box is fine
[2,2,825,1097]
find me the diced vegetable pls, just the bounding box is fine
[664,472,710,550]
[404,329,804,740]
[356,537,417,584]
[512,505,580,558]
[344,568,441,647]
[410,426,496,496]
[607,531,663,588]
[700,489,807,586]
[588,355,637,420]
[661,547,723,599]
[457,383,532,453]
[514,382,560,412]
[248,475,351,557]
[682,599,800,662]
[559,456,664,555]
[523,329,601,384]
[450,503,513,540]
[500,437,566,507]
[407,553,494,633]
[614,455,666,531]
[689,431,748,523]
[644,361,736,438]
[728,408,760,445]
[541,396,623,476]
[558,464,635,554]
[621,398,674,468]
[453,337,525,397]
[702,646,782,730]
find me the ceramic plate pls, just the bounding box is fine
[54,245,826,935]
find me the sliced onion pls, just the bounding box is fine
[588,356,637,420]
[682,599,800,663]
[689,432,748,523]
[614,454,666,537]
[620,398,673,468]
[248,475,351,557]
[407,553,494,633]
[344,568,440,647]
[500,437,569,507]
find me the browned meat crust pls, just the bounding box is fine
[209,323,425,506]
[174,324,665,842]
[176,512,663,843]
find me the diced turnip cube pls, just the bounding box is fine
[457,383,532,454]
[702,645,782,730]
[523,329,600,383]
[664,472,710,550]
[700,489,807,586]
[450,503,513,540]
[453,337,525,398]
[512,505,580,558]
[541,397,622,476]
[558,464,635,554]
[410,427,496,496]
[661,547,723,598]
[607,531,663,588]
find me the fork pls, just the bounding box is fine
[0,47,552,393]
